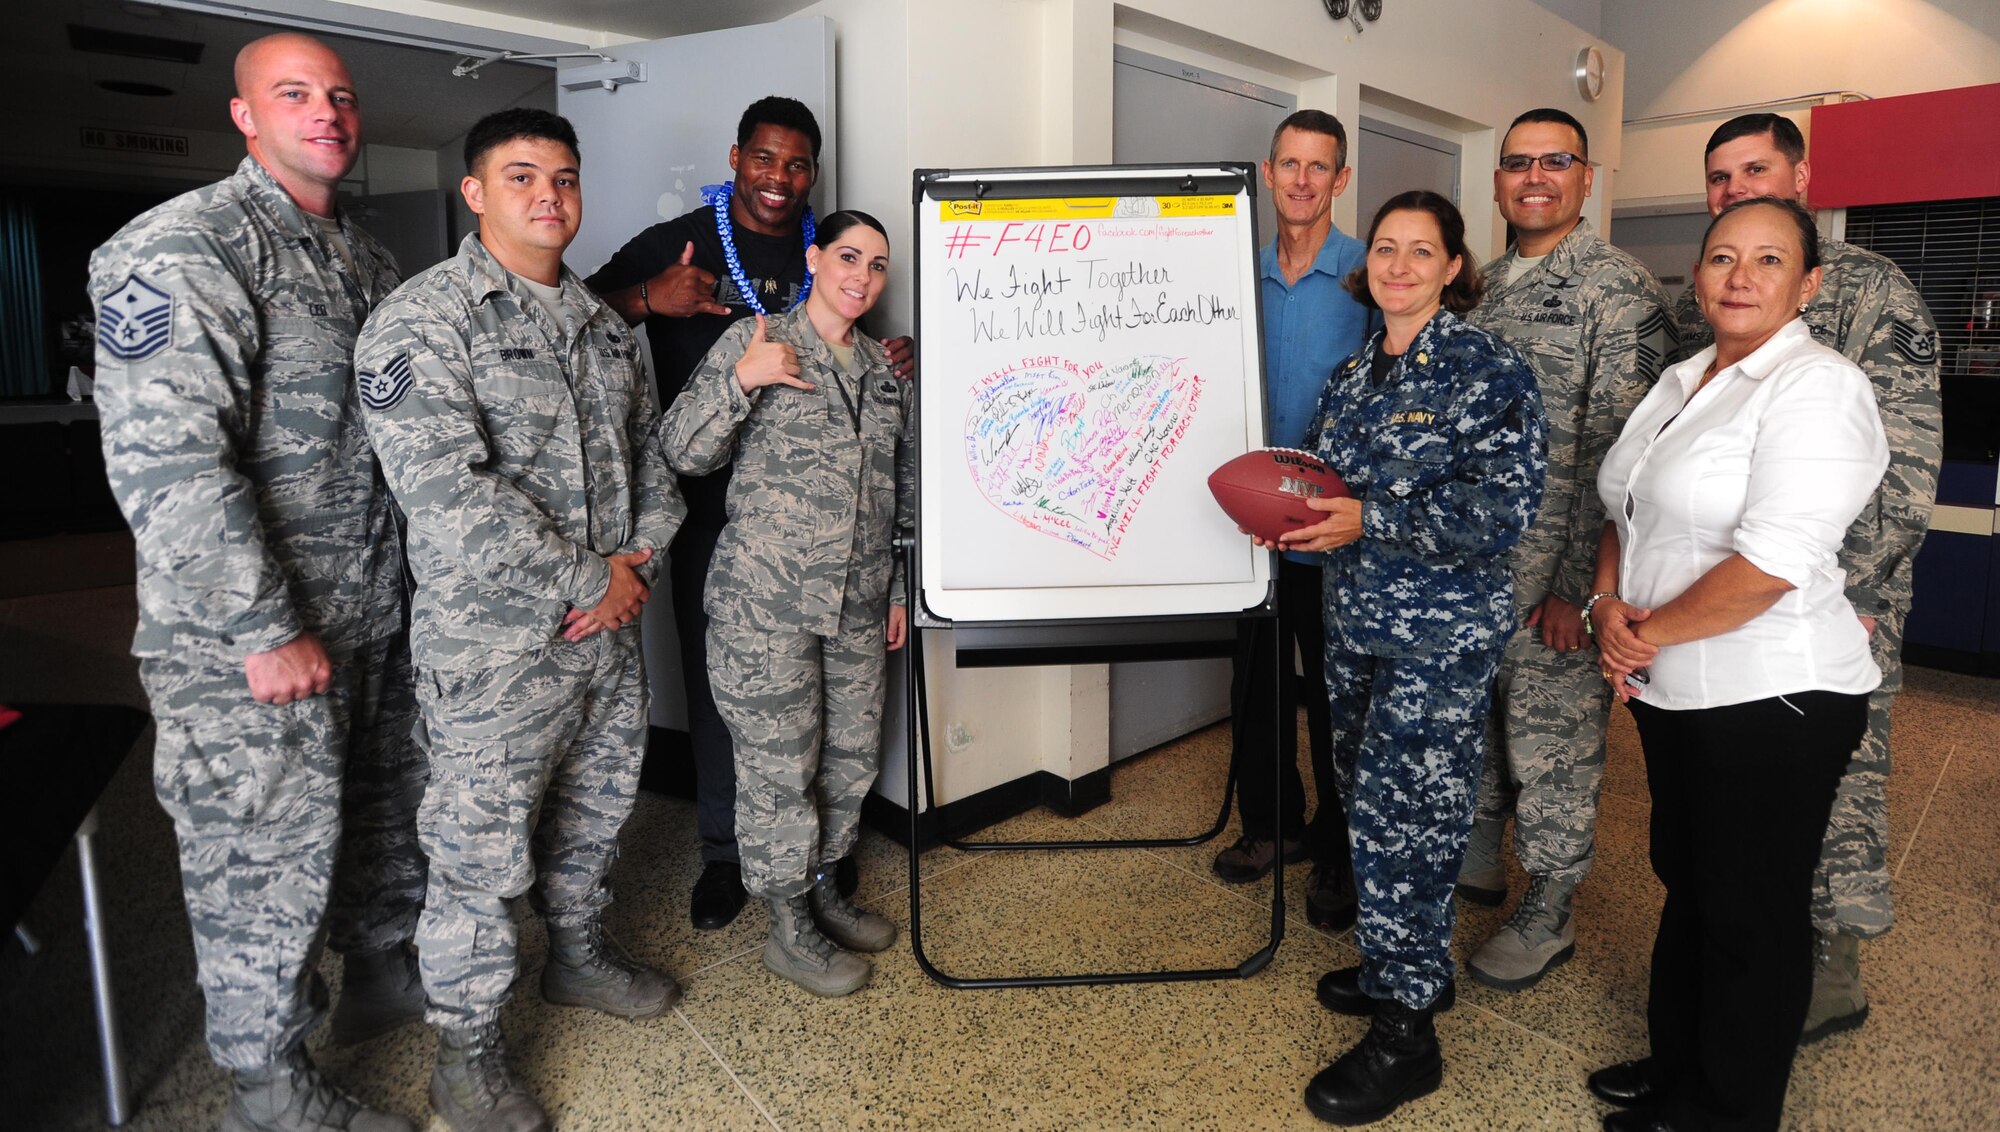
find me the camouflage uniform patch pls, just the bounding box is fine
[706,619,887,898]
[1471,219,1675,892]
[1674,238,1943,937]
[91,156,424,1068]
[1311,310,1547,660]
[325,636,428,956]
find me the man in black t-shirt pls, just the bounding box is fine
[587,96,911,932]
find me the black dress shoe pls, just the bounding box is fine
[833,853,859,898]
[690,860,746,930]
[1603,1109,1675,1131]
[1305,862,1358,932]
[1316,966,1455,1017]
[1586,1059,1659,1108]
[1304,998,1443,1125]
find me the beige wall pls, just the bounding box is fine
[1606,0,2000,208]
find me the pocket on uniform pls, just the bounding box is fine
[153,699,317,831]
[485,365,568,401]
[1375,456,1453,501]
[704,622,777,713]
[416,736,534,898]
[1379,425,1453,463]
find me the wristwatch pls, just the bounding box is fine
[1580,591,1619,636]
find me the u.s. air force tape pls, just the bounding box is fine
[97,274,175,362]
[358,353,415,411]
[1892,320,1937,366]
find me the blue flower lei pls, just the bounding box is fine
[702,182,814,315]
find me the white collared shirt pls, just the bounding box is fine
[1597,319,1888,709]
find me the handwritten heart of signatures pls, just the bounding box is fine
[964,356,1203,560]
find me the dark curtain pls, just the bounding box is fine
[0,195,48,397]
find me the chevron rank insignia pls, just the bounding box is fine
[1891,320,1937,365]
[97,274,174,362]
[358,353,415,411]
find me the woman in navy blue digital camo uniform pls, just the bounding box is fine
[1261,190,1547,1125]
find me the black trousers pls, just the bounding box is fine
[1628,690,1866,1132]
[669,518,739,866]
[1228,556,1343,861]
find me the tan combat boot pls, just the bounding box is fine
[541,920,679,1019]
[1469,873,1577,990]
[764,892,871,996]
[809,871,897,952]
[1800,929,1869,1044]
[430,1023,548,1132]
[222,1044,415,1132]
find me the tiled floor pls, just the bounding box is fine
[3,574,1996,1130]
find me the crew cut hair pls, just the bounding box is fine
[464,108,579,174]
[1504,107,1589,161]
[737,95,823,160]
[1704,113,1806,163]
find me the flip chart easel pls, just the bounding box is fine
[904,165,1285,989]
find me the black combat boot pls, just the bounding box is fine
[1303,997,1443,1125]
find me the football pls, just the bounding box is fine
[1207,447,1351,543]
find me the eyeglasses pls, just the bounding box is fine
[1497,152,1585,173]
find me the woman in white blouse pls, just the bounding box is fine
[1581,197,1888,1132]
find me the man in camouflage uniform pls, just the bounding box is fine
[1669,113,1942,1044]
[356,110,685,1132]
[1462,109,1676,991]
[90,33,425,1132]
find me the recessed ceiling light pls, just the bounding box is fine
[98,80,176,96]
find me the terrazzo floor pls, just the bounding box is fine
[2,565,1996,1130]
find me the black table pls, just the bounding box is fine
[3,702,150,1126]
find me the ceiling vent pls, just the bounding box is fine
[67,24,206,64]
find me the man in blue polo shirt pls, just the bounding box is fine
[1211,109,1376,931]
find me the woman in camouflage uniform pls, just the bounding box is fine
[1266,191,1547,1125]
[657,211,911,998]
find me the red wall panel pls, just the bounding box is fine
[1810,84,2000,208]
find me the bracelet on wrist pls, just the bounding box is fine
[639,278,653,316]
[1580,591,1619,636]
